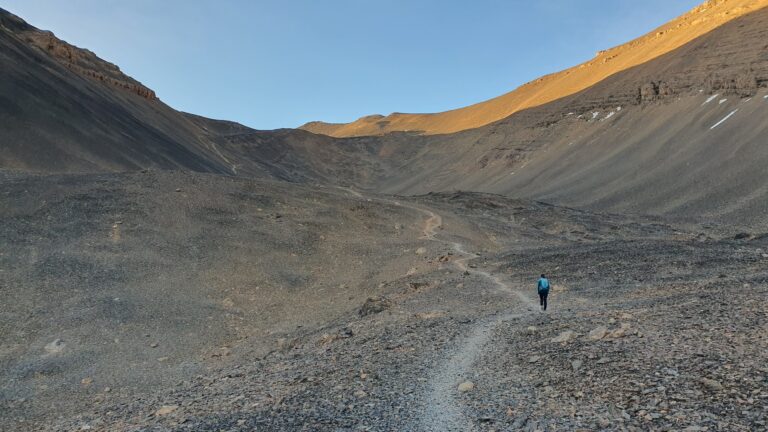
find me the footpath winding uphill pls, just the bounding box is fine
[344,188,563,432]
[388,197,538,431]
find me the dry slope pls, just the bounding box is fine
[300,0,768,137]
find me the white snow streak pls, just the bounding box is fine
[603,112,615,121]
[592,112,600,119]
[702,94,720,105]
[719,98,728,104]
[710,109,738,130]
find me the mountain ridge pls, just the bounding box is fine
[300,0,768,137]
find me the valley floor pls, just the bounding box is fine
[1,171,767,431]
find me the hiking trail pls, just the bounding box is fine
[338,187,538,431]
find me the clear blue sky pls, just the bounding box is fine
[3,0,702,130]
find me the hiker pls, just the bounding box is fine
[537,274,550,311]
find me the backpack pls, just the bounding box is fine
[539,278,550,291]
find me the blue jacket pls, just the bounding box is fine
[538,278,550,292]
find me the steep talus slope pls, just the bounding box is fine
[0,7,407,187]
[301,0,768,137]
[0,8,238,173]
[367,7,768,228]
[0,9,377,180]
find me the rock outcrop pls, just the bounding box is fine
[0,8,156,100]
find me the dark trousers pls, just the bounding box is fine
[539,290,549,310]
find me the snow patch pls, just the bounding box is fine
[616,106,622,111]
[702,94,720,105]
[592,112,600,119]
[710,109,738,130]
[602,112,615,121]
[764,95,768,99]
[744,98,752,103]
[718,98,728,104]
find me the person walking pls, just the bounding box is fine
[537,274,550,311]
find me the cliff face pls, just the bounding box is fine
[0,8,156,100]
[300,0,768,137]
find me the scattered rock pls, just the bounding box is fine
[154,405,179,416]
[609,323,632,339]
[550,330,577,343]
[44,339,66,355]
[587,326,609,340]
[276,337,298,351]
[458,381,475,393]
[571,360,583,371]
[359,296,393,317]
[415,311,446,320]
[699,377,723,392]
[408,282,429,291]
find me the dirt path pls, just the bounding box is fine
[393,197,538,431]
[338,187,538,431]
